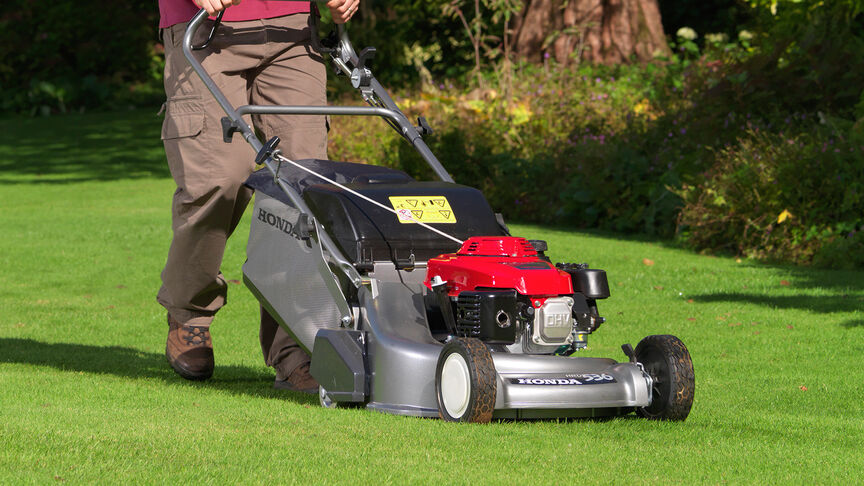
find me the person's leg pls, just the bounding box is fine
[252,14,329,161]
[250,13,329,387]
[158,19,266,379]
[259,307,316,392]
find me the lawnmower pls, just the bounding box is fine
[182,4,695,422]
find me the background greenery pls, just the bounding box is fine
[1,111,862,483]
[0,1,163,114]
[2,1,862,267]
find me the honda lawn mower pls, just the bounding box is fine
[182,5,695,422]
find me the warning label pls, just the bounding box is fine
[388,196,457,224]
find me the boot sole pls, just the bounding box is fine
[166,346,213,381]
[273,379,317,394]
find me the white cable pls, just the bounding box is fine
[273,153,465,245]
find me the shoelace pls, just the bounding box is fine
[182,326,210,346]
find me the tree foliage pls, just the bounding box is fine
[0,1,161,114]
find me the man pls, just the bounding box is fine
[157,0,359,391]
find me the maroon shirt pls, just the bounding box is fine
[159,0,309,28]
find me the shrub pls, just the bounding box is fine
[675,123,864,267]
[330,60,706,234]
[328,32,864,268]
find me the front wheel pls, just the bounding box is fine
[635,334,695,421]
[435,338,497,423]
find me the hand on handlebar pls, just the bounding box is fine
[327,0,360,24]
[194,0,241,16]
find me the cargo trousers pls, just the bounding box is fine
[158,13,325,378]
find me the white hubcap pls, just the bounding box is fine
[441,352,471,418]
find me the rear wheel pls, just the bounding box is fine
[435,338,496,423]
[635,335,695,421]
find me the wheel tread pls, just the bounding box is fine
[462,338,496,423]
[635,334,695,421]
[436,337,497,423]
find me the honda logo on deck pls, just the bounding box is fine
[258,208,297,239]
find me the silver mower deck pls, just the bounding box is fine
[244,189,652,419]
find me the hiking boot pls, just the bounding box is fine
[274,362,318,394]
[166,314,214,381]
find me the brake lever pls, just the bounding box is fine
[192,9,225,51]
[308,2,338,55]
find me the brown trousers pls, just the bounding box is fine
[158,14,326,377]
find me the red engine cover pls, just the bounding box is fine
[424,237,573,297]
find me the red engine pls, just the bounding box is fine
[425,236,572,297]
[424,237,609,351]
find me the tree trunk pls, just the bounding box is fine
[511,0,670,65]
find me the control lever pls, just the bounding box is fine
[192,10,225,51]
[350,47,376,88]
[416,116,433,136]
[357,47,376,69]
[255,136,281,165]
[308,3,338,56]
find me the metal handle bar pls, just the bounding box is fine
[235,105,400,120]
[181,6,460,285]
[183,7,453,182]
[183,10,262,151]
[183,8,363,287]
[324,23,453,182]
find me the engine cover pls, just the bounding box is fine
[426,237,581,350]
[424,237,574,297]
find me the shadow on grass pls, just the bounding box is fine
[0,110,170,184]
[691,262,864,328]
[694,292,864,315]
[0,337,316,404]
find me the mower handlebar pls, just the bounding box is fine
[181,6,454,183]
[179,4,459,289]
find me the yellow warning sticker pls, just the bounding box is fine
[388,196,457,224]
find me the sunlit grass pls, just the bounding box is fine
[1,111,862,483]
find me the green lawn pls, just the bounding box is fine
[1,110,862,484]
